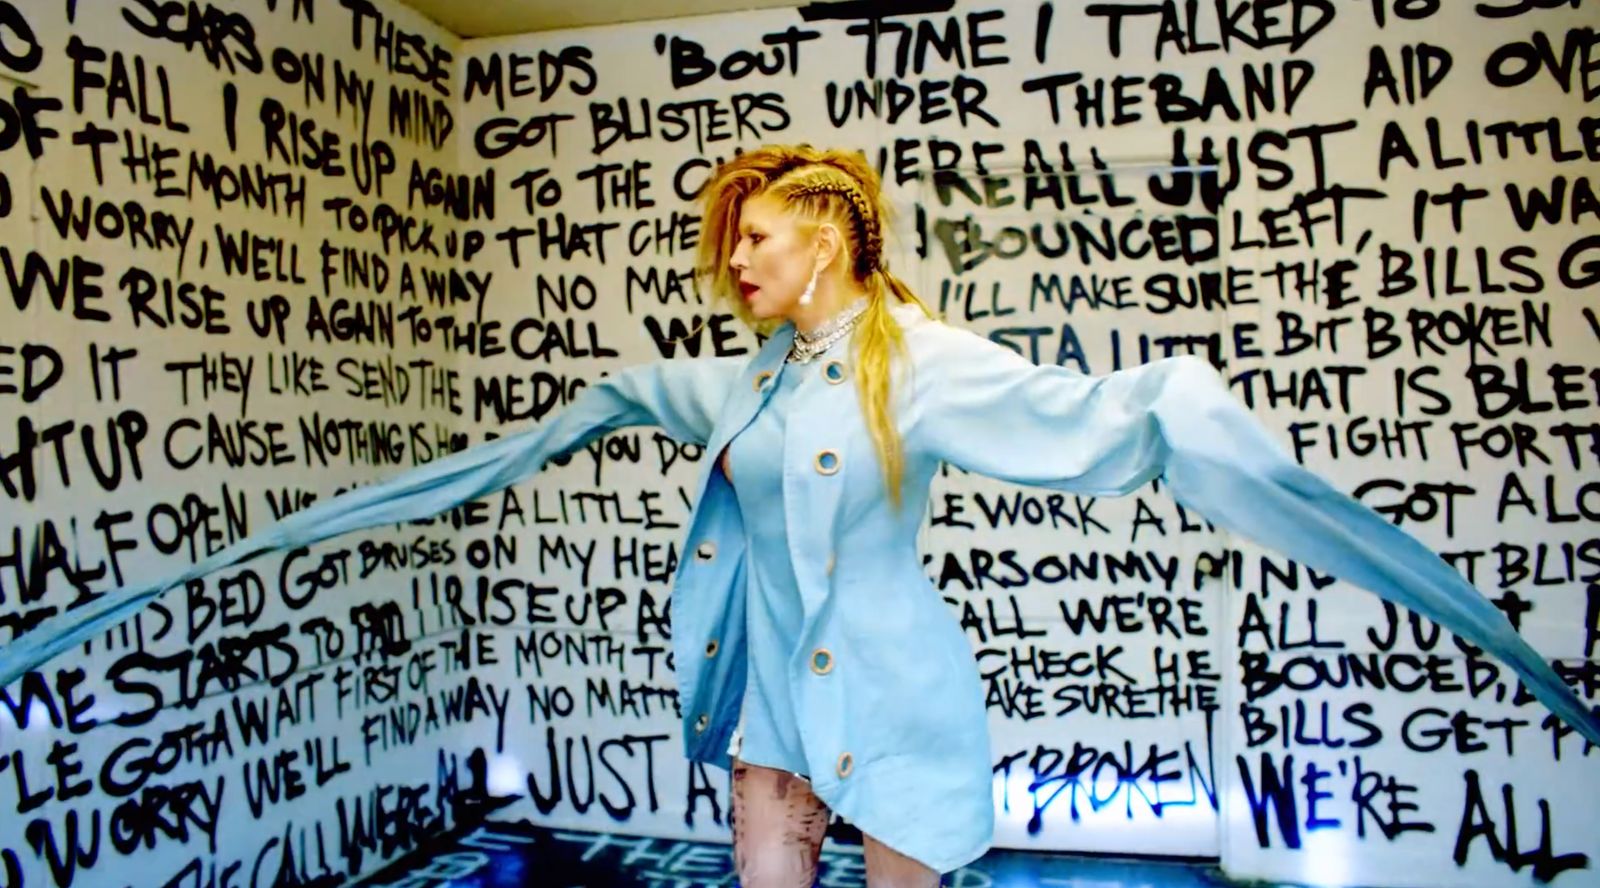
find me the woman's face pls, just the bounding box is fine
[727,194,816,322]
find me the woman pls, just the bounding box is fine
[3,145,1596,887]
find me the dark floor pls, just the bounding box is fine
[363,820,1244,888]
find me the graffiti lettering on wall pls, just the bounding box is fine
[3,0,1597,887]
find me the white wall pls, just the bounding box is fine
[4,2,1598,887]
[1,1,478,886]
[452,3,1600,887]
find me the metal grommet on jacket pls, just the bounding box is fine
[815,450,841,475]
[695,541,717,562]
[823,360,848,384]
[694,713,710,733]
[753,371,774,392]
[836,752,854,778]
[810,648,833,675]
[705,639,719,658]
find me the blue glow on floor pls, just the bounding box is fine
[363,822,1254,887]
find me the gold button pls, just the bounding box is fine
[826,554,836,576]
[823,360,848,384]
[753,371,774,392]
[836,752,853,778]
[810,648,833,675]
[694,713,710,733]
[696,541,717,561]
[705,639,719,658]
[814,450,841,475]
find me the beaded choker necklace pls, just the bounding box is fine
[788,297,869,364]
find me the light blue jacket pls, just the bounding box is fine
[3,302,1596,872]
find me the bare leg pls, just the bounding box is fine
[730,757,830,888]
[862,832,942,888]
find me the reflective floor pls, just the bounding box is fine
[364,821,1243,888]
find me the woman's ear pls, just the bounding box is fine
[814,222,844,272]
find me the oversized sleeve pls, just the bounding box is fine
[910,323,1600,747]
[0,357,743,688]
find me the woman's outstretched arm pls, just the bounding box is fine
[909,322,1600,747]
[0,357,744,688]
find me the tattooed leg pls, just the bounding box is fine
[730,757,830,888]
[862,831,942,888]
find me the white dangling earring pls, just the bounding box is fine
[798,268,817,307]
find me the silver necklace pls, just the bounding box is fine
[788,297,869,364]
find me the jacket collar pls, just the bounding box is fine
[702,320,795,461]
[704,298,929,461]
[760,320,797,367]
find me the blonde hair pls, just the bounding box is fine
[696,145,933,509]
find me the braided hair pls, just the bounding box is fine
[780,176,883,279]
